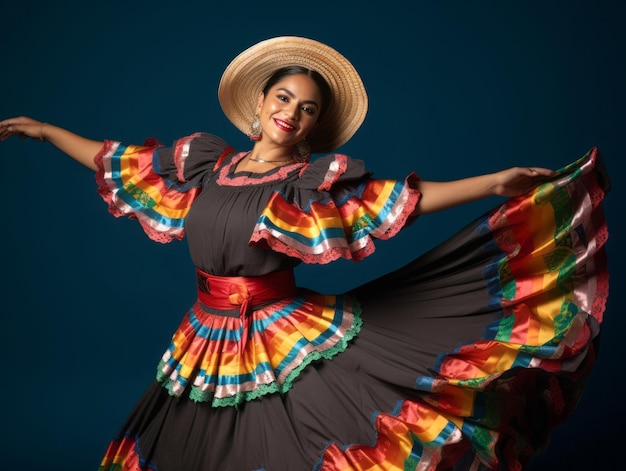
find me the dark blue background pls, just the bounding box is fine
[2,1,623,469]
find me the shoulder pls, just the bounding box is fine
[158,132,235,170]
[298,154,371,191]
[175,132,231,153]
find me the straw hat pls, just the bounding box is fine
[218,36,368,153]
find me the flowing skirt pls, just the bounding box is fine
[98,148,609,471]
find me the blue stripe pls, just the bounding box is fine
[187,309,241,341]
[107,143,188,230]
[257,214,349,247]
[195,361,275,386]
[167,296,351,387]
[351,181,406,240]
[259,181,408,247]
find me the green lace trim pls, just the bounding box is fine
[159,299,363,409]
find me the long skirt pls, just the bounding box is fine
[98,147,610,471]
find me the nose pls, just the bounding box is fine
[284,101,300,120]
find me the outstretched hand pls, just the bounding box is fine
[0,116,48,142]
[0,116,103,170]
[492,166,555,197]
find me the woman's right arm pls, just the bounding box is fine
[0,116,103,171]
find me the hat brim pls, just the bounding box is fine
[218,36,367,153]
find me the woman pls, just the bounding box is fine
[0,36,609,470]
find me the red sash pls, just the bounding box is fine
[196,268,298,351]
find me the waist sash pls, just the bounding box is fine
[196,268,297,317]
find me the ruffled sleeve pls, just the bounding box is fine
[95,132,234,243]
[250,154,421,264]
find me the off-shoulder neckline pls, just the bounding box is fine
[216,152,306,186]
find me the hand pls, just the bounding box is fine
[493,166,555,197]
[0,116,48,142]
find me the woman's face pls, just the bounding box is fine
[255,73,322,149]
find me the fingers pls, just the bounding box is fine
[0,117,20,140]
[526,166,554,177]
[495,166,556,197]
[0,116,44,142]
[0,121,16,141]
[0,116,31,129]
[521,167,555,193]
[0,121,21,141]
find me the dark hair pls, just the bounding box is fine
[262,66,332,121]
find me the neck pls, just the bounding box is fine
[248,154,293,164]
[247,146,295,164]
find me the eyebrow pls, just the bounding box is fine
[276,87,319,107]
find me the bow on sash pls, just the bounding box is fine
[196,268,298,352]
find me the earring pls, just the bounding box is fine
[248,115,262,141]
[295,139,311,162]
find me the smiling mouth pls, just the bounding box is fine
[273,118,296,132]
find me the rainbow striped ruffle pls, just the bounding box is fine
[95,138,198,243]
[156,292,362,408]
[98,434,155,471]
[251,172,421,264]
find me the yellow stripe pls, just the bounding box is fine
[117,147,194,220]
[365,180,396,215]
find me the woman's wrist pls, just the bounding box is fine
[39,122,49,141]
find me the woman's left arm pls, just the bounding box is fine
[411,166,554,215]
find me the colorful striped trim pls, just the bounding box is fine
[99,434,157,471]
[95,139,200,243]
[250,173,421,264]
[156,292,362,408]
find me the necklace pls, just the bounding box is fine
[248,154,293,164]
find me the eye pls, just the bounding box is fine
[277,94,289,102]
[302,106,317,115]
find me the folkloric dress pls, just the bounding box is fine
[95,133,610,470]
